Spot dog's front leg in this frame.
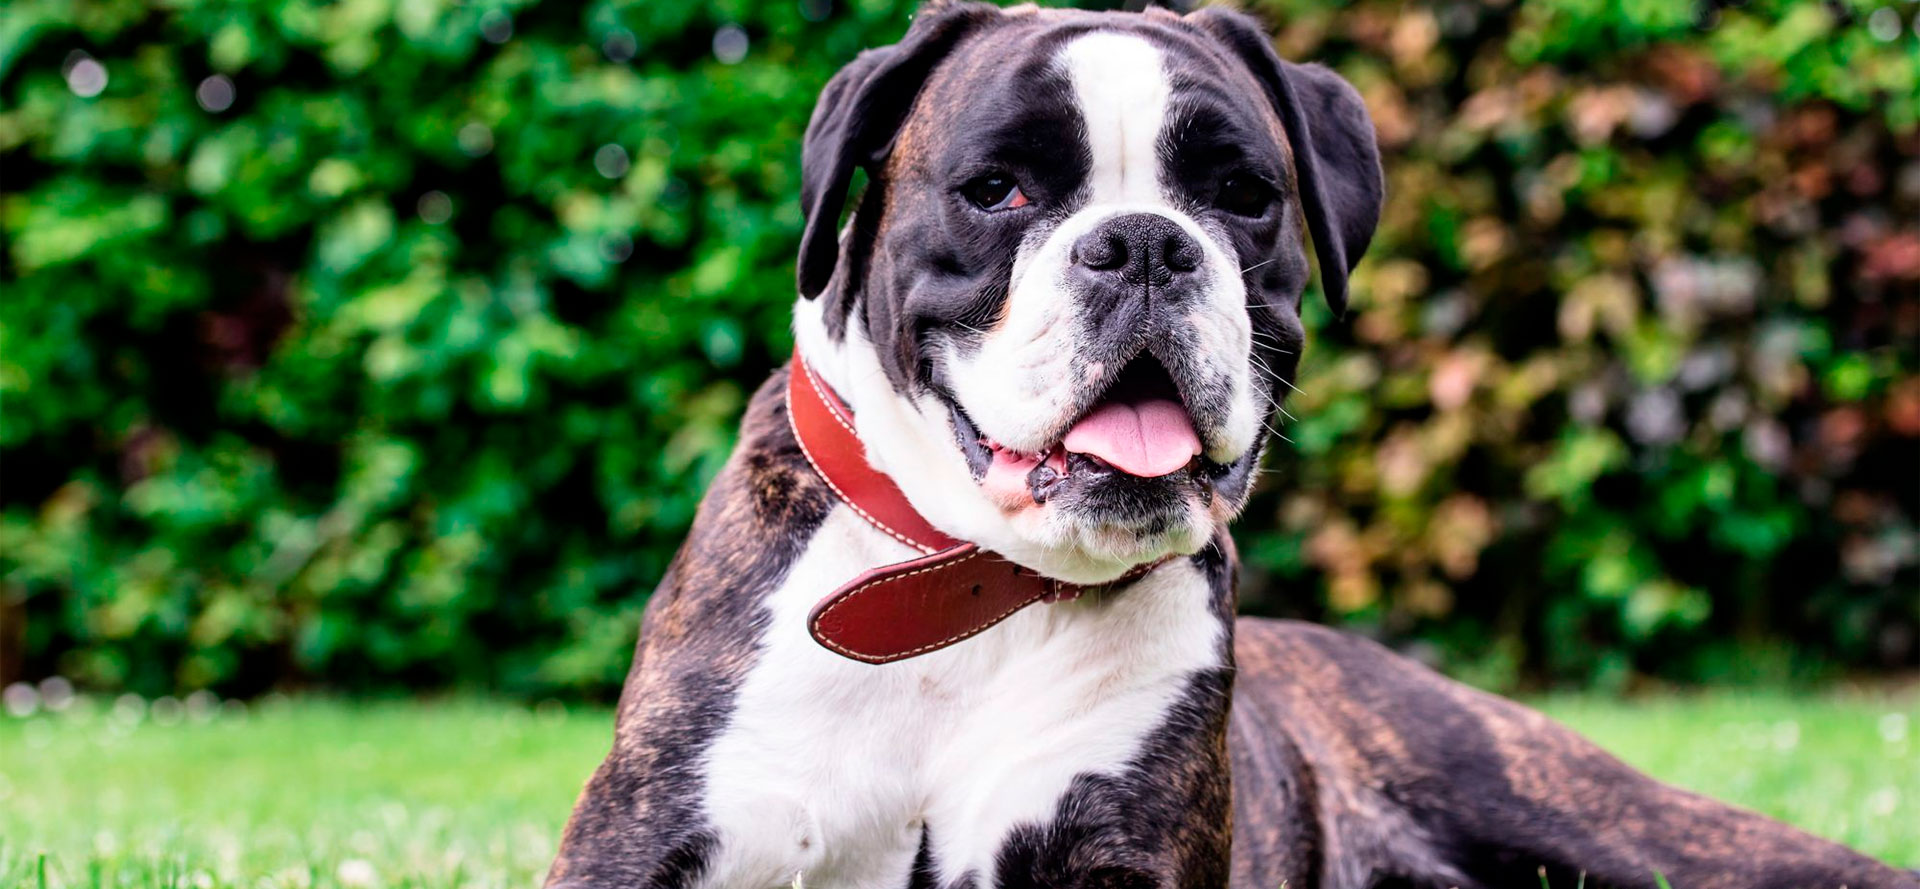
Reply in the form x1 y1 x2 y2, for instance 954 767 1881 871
983 667 1237 889
543 636 741 889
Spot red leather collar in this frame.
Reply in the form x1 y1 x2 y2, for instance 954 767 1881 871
787 354 1161 664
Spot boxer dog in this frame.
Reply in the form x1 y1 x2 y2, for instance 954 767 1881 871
546 4 1916 888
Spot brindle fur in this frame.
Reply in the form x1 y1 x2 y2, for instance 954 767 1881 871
1231 620 1912 889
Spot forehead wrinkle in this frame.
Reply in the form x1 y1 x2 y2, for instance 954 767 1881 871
891 22 1075 181
1056 31 1172 206
891 42 992 180
1182 47 1290 180
1154 26 1295 182
1164 94 1292 186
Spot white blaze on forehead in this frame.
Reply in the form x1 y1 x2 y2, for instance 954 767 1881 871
1058 32 1172 205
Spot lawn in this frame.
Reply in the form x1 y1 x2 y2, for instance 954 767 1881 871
1 689 1913 888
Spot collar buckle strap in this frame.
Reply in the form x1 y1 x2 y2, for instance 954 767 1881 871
786 353 1165 665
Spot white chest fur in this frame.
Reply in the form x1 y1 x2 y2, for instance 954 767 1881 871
692 507 1226 889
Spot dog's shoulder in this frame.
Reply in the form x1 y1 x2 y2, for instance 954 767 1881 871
549 368 840 889
700 364 837 534
618 365 839 680
647 365 837 615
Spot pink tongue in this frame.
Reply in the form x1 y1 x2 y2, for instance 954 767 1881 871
1062 398 1201 478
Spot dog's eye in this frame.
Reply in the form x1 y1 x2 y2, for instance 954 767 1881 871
1216 174 1275 217
960 173 1029 212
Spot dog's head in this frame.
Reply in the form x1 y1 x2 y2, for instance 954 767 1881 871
792 3 1382 584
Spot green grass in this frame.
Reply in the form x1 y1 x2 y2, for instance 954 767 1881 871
1532 690 1917 863
1 690 1913 888
0 697 607 889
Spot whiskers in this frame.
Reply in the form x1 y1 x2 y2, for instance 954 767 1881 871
1246 329 1295 356
1247 350 1304 449
1247 355 1301 423
1238 257 1281 276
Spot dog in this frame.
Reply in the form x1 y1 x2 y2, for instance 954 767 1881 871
545 5 1916 888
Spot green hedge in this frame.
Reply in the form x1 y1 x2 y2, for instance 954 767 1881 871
2 0 1915 698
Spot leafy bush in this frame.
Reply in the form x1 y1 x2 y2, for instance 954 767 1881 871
2 0 1914 698
1240 0 1919 689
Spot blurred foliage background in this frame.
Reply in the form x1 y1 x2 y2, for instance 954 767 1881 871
1 0 1915 700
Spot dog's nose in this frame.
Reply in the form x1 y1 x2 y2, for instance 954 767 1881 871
1071 213 1202 285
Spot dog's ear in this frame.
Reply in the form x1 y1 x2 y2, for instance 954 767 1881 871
797 3 998 301
1187 8 1383 317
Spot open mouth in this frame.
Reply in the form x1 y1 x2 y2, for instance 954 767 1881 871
947 353 1217 506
